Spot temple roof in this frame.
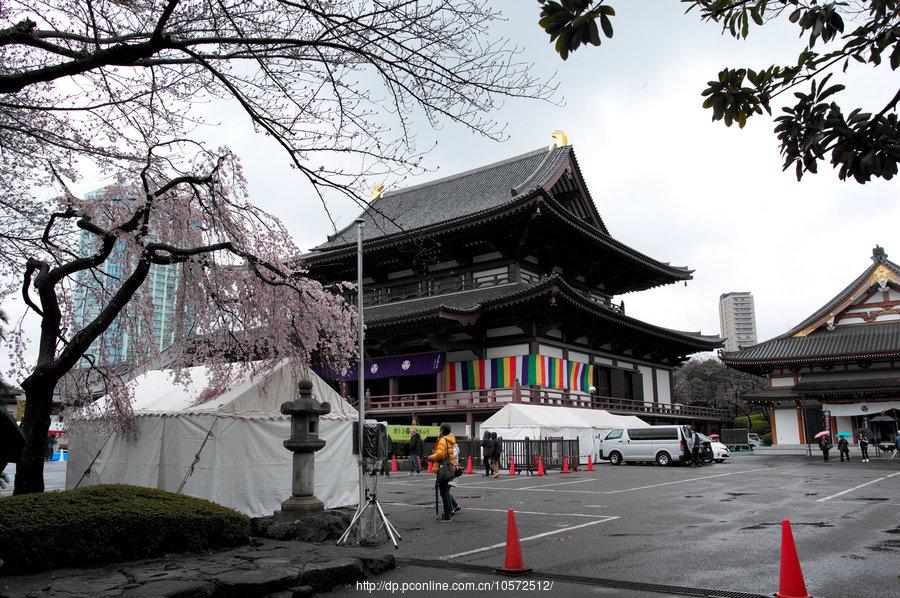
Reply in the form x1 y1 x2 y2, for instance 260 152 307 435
305 144 694 291
315 146 584 250
366 274 722 353
722 246 900 368
721 320 900 366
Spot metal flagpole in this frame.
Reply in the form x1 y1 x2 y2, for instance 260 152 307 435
356 218 366 511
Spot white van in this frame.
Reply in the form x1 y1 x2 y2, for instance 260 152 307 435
598 425 694 466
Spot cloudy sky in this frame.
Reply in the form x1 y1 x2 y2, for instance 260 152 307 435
4 2 898 370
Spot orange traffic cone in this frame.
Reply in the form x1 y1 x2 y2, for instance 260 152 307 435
775 519 811 598
536 456 545 476
465 455 474 474
509 457 516 476
562 455 570 474
391 455 398 473
495 510 532 576
427 461 434 473
587 455 594 471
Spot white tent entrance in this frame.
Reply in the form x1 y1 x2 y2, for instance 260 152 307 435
480 403 649 464
66 361 359 517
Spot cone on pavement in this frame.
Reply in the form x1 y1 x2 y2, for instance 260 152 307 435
775 519 811 598
495 510 532 576
587 455 594 471
465 455 474 474
391 455 398 473
562 455 570 473
508 457 516 476
427 461 434 473
536 456 545 476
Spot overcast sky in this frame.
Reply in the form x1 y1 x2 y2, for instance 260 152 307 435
4 2 898 371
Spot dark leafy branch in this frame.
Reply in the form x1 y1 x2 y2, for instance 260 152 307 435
537 0 900 183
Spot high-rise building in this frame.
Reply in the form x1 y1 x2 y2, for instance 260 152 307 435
719 292 758 352
72 191 184 366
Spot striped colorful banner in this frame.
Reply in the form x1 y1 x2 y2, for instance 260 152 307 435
444 355 595 392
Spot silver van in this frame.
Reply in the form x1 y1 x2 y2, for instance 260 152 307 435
598 426 694 466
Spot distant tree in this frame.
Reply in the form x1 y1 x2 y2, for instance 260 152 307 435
537 0 900 183
674 357 766 420
2 1 554 494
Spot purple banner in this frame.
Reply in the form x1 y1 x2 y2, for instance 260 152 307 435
314 352 445 382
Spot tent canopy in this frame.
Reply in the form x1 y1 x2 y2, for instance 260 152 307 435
481 403 648 430
480 403 648 463
67 361 358 517
83 360 357 421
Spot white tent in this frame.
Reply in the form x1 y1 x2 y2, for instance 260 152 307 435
66 361 358 517
480 403 649 463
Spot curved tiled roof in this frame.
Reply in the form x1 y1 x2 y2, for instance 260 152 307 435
722 247 900 366
722 320 900 365
366 274 722 352
315 146 572 250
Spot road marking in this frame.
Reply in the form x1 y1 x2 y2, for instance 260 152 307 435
601 467 773 494
816 471 900 503
519 478 596 490
441 516 619 560
381 501 613 519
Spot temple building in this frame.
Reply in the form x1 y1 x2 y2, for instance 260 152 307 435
304 139 725 437
722 246 900 446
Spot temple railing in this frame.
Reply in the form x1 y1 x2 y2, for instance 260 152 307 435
361 385 728 420
360 268 622 312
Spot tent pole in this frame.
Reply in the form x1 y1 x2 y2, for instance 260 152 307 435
176 415 219 494
356 218 365 510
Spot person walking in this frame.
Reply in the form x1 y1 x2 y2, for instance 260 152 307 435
427 423 458 522
818 435 832 462
838 436 851 462
481 431 492 476
408 429 422 476
858 431 870 462
490 432 502 478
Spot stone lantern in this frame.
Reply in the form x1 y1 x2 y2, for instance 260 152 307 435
278 379 331 515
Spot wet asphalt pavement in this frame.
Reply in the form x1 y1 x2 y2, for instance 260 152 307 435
333 455 899 598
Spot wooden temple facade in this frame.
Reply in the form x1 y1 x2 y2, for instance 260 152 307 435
304 141 726 437
723 246 900 446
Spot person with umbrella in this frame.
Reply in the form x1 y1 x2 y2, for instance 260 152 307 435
836 432 852 463
857 429 870 462
814 431 832 462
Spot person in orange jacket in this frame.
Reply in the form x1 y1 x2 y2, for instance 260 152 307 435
427 423 459 521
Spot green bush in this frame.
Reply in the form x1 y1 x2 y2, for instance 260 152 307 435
734 415 770 435
762 432 773 446
0 485 250 575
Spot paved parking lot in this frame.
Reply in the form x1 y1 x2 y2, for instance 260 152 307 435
339 455 899 597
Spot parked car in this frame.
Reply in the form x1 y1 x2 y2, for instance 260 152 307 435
748 433 762 448
710 440 730 463
598 425 695 466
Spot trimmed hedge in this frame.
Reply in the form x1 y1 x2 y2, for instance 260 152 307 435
0 485 250 575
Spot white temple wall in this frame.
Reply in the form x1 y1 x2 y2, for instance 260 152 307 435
774 408 801 444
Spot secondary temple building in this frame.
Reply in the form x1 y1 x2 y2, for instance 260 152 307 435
304 140 725 436
722 246 900 447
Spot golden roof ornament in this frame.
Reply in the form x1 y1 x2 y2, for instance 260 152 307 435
370 183 385 201
549 130 569 150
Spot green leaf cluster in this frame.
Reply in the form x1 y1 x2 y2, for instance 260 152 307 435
0 485 250 575
538 0 615 60
541 0 900 184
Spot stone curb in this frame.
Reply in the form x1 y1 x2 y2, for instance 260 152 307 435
0 552 396 598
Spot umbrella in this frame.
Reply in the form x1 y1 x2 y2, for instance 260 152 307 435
813 431 830 439
836 432 852 439
868 415 896 422
709 434 720 439
856 427 875 440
